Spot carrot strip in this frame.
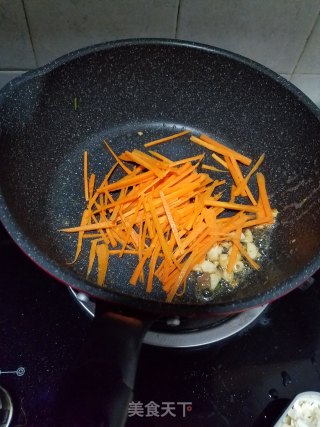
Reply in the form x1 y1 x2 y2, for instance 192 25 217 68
87 239 99 278
130 246 153 285
211 152 228 169
229 157 246 197
60 221 112 233
204 199 259 213
148 196 180 270
243 216 273 228
229 157 257 204
106 227 118 248
109 249 139 255
233 240 260 270
121 151 165 178
104 140 132 174
234 154 265 196
119 199 143 257
166 235 214 302
256 172 273 220
96 244 109 285
83 151 89 201
148 150 173 164
144 130 190 148
230 185 236 203
199 134 252 166
168 154 205 166
147 240 161 293
201 164 227 172
99 171 155 193
159 191 183 253
191 135 252 166
82 233 103 239
68 209 90 264
88 174 96 200
227 228 242 273
224 156 241 189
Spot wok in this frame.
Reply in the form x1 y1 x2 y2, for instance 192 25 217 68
0 39 319 426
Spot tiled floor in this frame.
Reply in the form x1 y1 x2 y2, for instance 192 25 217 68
0 0 319 107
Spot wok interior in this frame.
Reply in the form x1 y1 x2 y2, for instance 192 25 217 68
1 41 320 305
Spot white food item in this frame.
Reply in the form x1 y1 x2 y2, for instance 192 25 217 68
221 241 232 249
219 253 229 269
275 393 320 427
196 225 266 290
207 245 223 261
200 260 217 274
222 270 234 282
209 272 221 290
246 242 260 260
244 229 253 243
233 260 245 273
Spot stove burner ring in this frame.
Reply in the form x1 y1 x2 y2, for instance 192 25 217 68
0 386 13 427
69 288 267 348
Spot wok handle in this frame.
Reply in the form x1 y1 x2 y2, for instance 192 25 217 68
54 301 154 427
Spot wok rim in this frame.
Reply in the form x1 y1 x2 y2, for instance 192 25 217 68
1 38 320 316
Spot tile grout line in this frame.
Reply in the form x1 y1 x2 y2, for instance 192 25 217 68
290 9 320 80
174 0 181 39
21 0 38 68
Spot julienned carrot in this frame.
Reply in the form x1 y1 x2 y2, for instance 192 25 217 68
148 150 173 164
96 244 109 285
104 140 132 174
227 227 242 274
83 151 89 201
61 221 112 233
204 199 259 213
234 240 260 270
229 157 246 197
144 129 190 148
256 172 273 219
62 132 275 302
227 156 257 205
88 174 96 200
68 209 90 264
202 164 227 172
211 152 228 169
234 154 265 197
224 156 242 187
159 191 183 253
199 134 252 166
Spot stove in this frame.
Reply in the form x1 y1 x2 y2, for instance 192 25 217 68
70 288 268 347
0 222 320 427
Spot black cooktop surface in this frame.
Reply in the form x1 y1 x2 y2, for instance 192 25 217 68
0 224 319 427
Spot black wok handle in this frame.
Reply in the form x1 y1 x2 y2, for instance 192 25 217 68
54 301 155 427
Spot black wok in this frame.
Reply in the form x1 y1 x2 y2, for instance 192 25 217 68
0 39 320 426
